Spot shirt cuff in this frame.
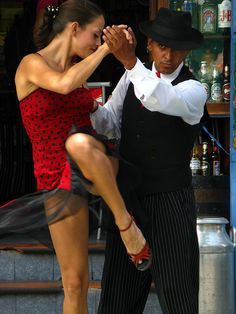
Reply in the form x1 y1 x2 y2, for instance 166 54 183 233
125 58 159 102
126 58 146 74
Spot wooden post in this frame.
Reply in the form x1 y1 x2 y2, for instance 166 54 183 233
149 0 169 19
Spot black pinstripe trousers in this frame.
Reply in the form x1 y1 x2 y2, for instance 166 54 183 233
98 187 199 314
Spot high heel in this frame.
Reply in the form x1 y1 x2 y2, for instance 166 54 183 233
119 216 152 271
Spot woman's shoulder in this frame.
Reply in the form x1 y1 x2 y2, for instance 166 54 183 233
20 52 44 67
16 53 44 80
15 53 44 101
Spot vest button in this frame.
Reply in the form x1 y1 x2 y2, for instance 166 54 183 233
136 134 141 139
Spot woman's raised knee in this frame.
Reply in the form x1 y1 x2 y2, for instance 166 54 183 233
65 134 91 161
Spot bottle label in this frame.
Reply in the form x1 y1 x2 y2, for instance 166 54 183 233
190 159 201 175
201 160 210 176
213 160 220 176
223 82 230 101
211 83 222 101
202 8 217 33
218 3 231 28
182 2 193 15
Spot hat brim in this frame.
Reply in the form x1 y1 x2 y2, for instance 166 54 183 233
139 20 204 50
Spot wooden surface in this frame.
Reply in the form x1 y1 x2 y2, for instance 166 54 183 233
207 102 230 117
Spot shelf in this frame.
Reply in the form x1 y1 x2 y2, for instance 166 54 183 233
207 102 230 117
203 35 230 40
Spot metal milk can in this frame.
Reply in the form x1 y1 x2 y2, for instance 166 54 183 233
197 217 235 314
230 225 236 307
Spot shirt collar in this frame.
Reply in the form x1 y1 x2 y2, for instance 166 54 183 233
152 62 183 83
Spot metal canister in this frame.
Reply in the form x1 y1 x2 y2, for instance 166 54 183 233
230 226 236 305
197 217 235 314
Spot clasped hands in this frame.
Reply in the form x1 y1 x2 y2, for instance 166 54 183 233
103 25 137 70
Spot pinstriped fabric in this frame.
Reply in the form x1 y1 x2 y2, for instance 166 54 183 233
144 188 199 314
98 231 152 314
98 187 199 314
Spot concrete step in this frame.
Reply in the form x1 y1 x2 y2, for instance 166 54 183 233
0 288 162 314
0 233 162 313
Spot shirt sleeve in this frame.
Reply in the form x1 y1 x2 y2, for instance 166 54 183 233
90 73 130 139
127 59 207 125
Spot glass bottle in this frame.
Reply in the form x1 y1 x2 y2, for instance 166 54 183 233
222 64 230 102
218 0 231 35
211 141 221 176
185 56 194 74
198 61 211 100
201 49 215 68
181 0 198 29
210 64 223 102
199 0 217 34
201 142 210 176
190 142 201 175
171 1 181 11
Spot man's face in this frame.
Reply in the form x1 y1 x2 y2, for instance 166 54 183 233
147 39 189 74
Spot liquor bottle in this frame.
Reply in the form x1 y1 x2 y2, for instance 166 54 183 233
222 64 230 102
181 0 198 29
218 0 231 35
210 64 223 102
211 141 221 175
201 142 210 176
171 1 181 11
184 56 194 74
198 61 211 100
190 142 201 175
199 0 217 34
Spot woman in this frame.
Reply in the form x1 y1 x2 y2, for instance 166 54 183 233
0 1 151 313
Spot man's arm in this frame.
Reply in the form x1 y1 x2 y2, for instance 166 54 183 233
90 73 130 139
126 59 207 125
103 27 207 126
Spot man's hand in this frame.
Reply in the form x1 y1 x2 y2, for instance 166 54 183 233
103 25 137 70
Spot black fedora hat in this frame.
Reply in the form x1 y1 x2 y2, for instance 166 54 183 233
139 7 204 50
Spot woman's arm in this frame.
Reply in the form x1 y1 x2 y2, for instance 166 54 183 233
15 43 110 100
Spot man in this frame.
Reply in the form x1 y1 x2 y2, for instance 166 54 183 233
91 8 208 314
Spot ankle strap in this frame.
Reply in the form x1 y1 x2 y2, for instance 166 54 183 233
119 217 133 232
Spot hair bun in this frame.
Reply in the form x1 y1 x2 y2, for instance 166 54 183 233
46 5 59 20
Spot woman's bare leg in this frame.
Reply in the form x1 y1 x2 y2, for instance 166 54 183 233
48 199 89 314
65 133 146 256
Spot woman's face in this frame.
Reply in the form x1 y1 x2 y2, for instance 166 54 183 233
74 15 105 58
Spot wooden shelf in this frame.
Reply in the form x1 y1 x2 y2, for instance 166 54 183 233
0 280 157 293
0 281 62 294
203 35 230 40
207 102 230 117
0 240 105 253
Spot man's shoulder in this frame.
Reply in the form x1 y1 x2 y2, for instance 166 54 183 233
172 65 198 85
181 65 197 79
143 61 153 70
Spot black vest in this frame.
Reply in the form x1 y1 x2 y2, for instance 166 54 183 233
119 64 207 194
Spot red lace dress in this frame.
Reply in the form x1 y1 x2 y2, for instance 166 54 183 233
0 87 116 236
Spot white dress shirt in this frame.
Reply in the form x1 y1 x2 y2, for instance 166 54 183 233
91 58 207 139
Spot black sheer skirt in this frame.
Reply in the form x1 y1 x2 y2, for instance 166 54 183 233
0 127 141 246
